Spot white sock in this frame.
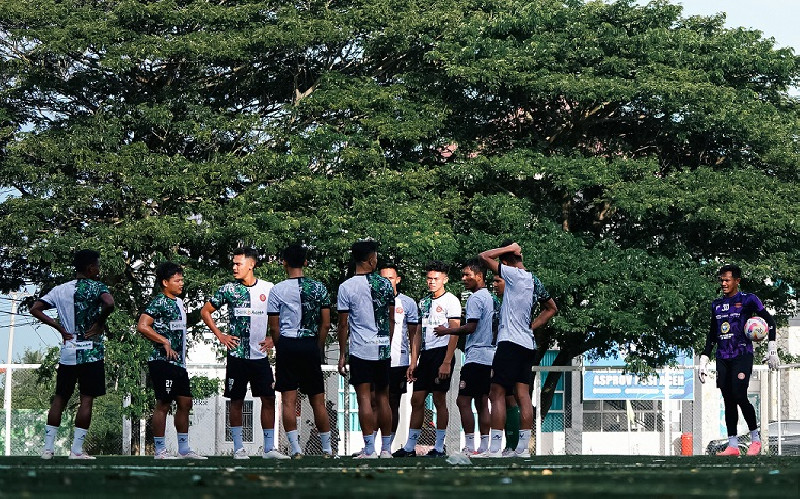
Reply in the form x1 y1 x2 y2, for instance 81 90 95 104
263 428 275 452
319 431 332 454
381 435 392 453
404 428 420 452
750 430 761 443
434 429 446 452
478 434 489 453
389 432 395 446
44 425 58 452
729 435 739 448
231 426 244 451
464 432 475 451
287 430 302 455
516 429 531 453
71 427 88 455
363 434 375 455
489 429 503 453
177 433 190 454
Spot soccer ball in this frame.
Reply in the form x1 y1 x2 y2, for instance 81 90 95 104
745 317 768 342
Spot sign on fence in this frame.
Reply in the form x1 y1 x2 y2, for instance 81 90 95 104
583 351 695 400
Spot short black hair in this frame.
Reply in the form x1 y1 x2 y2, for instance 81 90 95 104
233 247 260 264
463 258 486 278
718 264 742 279
282 244 308 269
380 263 400 277
73 249 100 272
351 240 378 263
425 260 450 274
155 262 183 288
499 239 522 265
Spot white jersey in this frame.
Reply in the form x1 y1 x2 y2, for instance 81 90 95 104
497 264 550 350
390 293 419 367
209 279 274 359
419 292 461 351
464 288 496 366
337 273 395 361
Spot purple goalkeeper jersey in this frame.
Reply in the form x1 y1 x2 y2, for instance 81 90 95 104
709 292 765 360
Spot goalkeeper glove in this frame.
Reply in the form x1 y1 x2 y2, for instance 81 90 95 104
765 341 779 370
698 355 709 384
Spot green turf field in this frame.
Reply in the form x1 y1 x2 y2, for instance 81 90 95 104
0 455 797 498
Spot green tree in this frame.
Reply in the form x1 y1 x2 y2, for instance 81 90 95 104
1 0 797 423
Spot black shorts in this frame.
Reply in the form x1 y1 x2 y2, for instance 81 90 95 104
275 337 325 395
716 353 753 392
148 360 192 403
491 341 535 393
458 363 492 397
349 355 390 390
389 366 409 395
55 360 106 399
412 347 454 393
224 354 275 400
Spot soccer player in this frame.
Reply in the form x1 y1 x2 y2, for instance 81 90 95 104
30 249 115 459
394 261 461 458
433 259 494 455
267 244 333 457
337 240 395 459
492 274 520 455
137 262 205 459
699 264 778 456
476 241 557 458
200 247 285 459
380 264 420 447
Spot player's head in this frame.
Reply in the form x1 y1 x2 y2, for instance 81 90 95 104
232 247 259 280
425 260 450 294
282 244 308 269
461 258 486 292
73 249 101 277
380 264 401 293
155 262 184 296
351 240 378 271
499 239 522 265
718 264 742 297
492 274 505 297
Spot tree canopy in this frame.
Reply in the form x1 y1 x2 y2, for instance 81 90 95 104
1 0 798 417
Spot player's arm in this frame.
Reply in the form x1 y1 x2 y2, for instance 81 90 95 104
407 323 420 382
531 298 557 331
137 313 178 360
267 315 280 346
317 307 331 351
337 311 349 376
85 292 115 339
698 307 717 383
434 320 477 337
439 318 460 380
201 301 239 349
479 243 522 274
29 300 72 342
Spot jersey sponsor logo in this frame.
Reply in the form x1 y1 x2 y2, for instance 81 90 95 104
720 322 731 334
75 341 93 350
234 308 265 317
169 320 186 331
366 337 390 346
260 294 267 302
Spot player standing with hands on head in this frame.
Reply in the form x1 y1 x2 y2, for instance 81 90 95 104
268 244 333 457
30 249 115 459
201 247 285 459
476 241 557 458
699 264 778 456
337 240 396 459
393 261 461 458
434 259 495 456
137 262 205 459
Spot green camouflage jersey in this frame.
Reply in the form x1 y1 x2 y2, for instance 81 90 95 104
209 279 273 359
267 277 331 339
143 294 188 367
41 279 111 365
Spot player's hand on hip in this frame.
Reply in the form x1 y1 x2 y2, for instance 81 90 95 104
765 341 779 370
698 355 709 384
84 322 103 339
220 334 239 349
337 356 348 376
59 328 74 343
258 337 273 352
165 345 179 361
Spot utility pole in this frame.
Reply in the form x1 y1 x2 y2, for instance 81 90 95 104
4 292 21 456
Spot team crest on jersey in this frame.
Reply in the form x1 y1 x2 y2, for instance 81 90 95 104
721 322 730 334
396 307 404 314
735 303 742 308
260 294 267 302
436 306 443 313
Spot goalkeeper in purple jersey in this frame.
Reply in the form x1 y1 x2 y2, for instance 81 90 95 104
699 264 778 456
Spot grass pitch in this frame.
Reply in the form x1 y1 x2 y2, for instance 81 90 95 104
0 455 797 498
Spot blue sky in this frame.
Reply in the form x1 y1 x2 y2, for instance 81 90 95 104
2 0 798 363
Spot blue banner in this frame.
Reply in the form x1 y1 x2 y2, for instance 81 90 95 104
583 350 695 400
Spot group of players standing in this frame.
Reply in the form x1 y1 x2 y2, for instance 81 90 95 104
29 240 557 459
28 241 777 460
